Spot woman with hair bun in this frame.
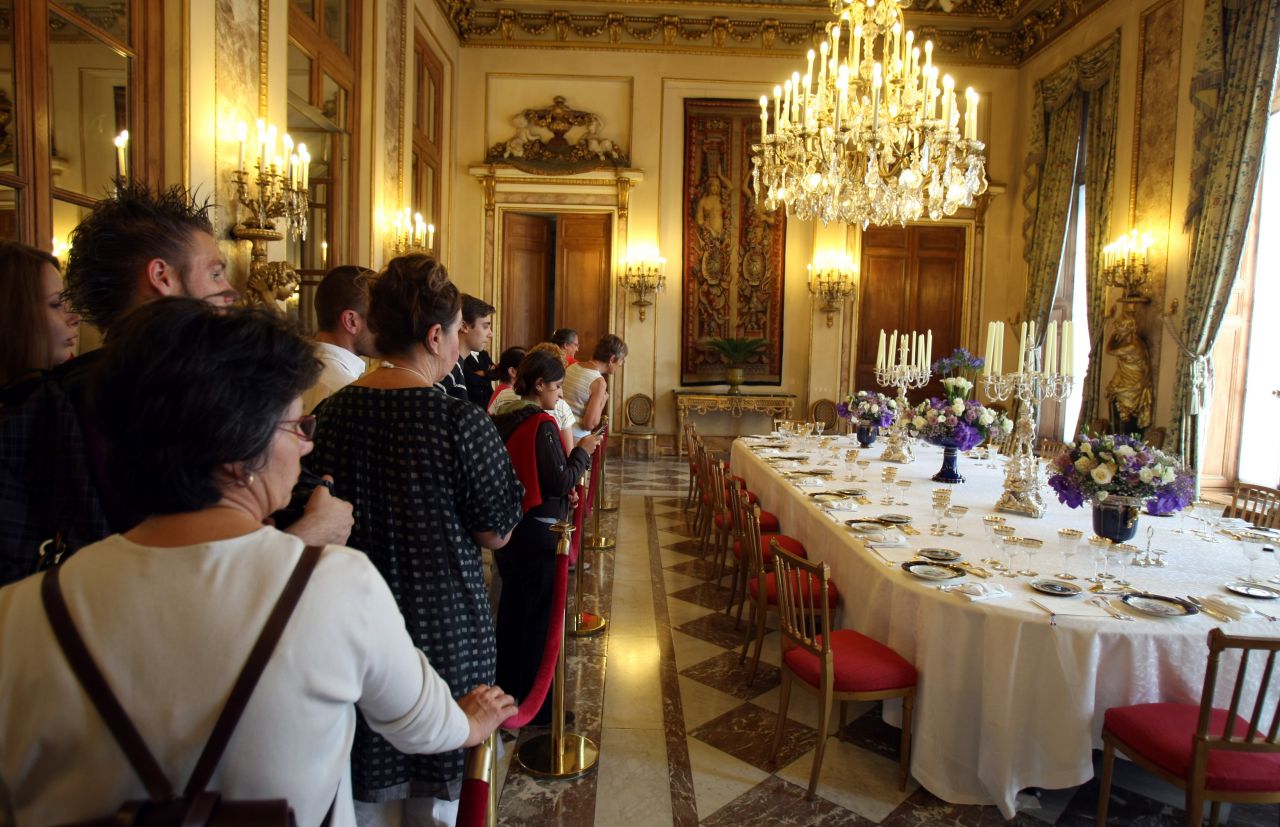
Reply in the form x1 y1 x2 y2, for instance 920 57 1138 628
309 255 523 824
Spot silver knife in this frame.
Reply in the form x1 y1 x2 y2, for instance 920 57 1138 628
1185 596 1233 623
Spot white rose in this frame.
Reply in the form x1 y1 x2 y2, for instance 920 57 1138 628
979 410 994 426
914 416 927 429
1161 466 1176 484
1080 442 1094 455
1001 418 1013 434
1090 464 1115 486
951 399 965 415
1115 445 1135 458
1074 457 1095 473
1138 467 1154 484
871 405 879 413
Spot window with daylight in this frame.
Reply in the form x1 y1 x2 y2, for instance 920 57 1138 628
411 29 444 253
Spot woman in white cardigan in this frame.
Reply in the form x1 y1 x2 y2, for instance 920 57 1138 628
0 299 516 827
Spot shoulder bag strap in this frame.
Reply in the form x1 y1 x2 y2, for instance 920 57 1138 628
42 563 176 800
183 544 323 796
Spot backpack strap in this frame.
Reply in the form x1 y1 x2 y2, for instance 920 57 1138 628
42 562 176 800
183 544 323 796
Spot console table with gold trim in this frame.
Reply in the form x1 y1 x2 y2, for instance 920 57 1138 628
673 390 796 458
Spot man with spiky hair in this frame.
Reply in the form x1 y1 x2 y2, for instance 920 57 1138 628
0 183 352 586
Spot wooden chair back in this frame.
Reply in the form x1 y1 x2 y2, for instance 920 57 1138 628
1036 437 1068 459
1226 483 1280 530
625 393 655 428
707 458 729 517
1143 425 1167 450
725 475 749 540
739 494 766 581
771 543 831 664
810 399 839 431
1196 628 1280 758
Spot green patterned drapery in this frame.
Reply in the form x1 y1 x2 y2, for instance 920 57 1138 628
1169 0 1280 469
1020 32 1121 434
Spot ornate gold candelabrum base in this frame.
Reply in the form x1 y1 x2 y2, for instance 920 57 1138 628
875 348 929 465
879 384 915 464
983 371 1073 519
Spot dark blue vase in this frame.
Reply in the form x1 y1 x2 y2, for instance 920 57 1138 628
1091 497 1142 543
932 446 965 484
856 424 878 448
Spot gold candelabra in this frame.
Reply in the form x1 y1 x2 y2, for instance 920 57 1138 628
383 207 436 256
230 120 309 300
1102 229 1152 300
807 254 857 327
619 255 665 321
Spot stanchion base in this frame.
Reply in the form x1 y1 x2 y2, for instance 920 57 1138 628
516 733 600 779
586 535 616 550
570 612 607 636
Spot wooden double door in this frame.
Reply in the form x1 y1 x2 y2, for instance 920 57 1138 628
855 225 968 401
500 212 612 355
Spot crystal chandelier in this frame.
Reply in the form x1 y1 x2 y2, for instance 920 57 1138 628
752 0 988 227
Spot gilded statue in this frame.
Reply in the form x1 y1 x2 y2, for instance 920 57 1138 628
1105 300 1153 433
243 261 300 317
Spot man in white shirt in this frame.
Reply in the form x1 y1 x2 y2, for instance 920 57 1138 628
303 265 377 412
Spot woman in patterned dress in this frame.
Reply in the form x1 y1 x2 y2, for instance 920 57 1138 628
310 255 523 826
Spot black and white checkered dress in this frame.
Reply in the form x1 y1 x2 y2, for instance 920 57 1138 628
311 385 523 802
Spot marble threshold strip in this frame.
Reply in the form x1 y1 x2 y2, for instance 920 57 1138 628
645 496 700 826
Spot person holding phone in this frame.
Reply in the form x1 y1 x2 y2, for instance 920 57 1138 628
563 333 627 440
490 349 599 726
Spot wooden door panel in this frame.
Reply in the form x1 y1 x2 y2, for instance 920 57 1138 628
555 213 611 357
501 213 553 350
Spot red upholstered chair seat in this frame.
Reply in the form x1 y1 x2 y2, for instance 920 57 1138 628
733 534 807 563
749 570 838 609
716 508 778 533
783 629 918 693
1104 703 1280 793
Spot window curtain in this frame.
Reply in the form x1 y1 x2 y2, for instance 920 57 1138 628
1021 32 1121 426
1169 0 1280 469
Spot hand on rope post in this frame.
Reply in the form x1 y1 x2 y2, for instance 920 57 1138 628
586 427 616 550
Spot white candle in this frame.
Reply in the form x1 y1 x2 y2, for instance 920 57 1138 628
889 330 898 368
1064 321 1074 377
941 75 954 132
428 224 435 249
774 86 782 132
877 329 886 371
760 96 769 139
113 130 128 182
1018 322 1027 373
235 121 247 174
926 330 932 369
1044 321 1057 376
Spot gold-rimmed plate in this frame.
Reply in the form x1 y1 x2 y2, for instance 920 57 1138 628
901 561 966 581
877 513 912 525
918 548 961 562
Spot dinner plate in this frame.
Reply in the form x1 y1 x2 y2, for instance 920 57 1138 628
847 522 883 534
1029 578 1082 597
835 487 869 497
785 468 833 477
1224 581 1280 600
878 513 913 525
901 561 966 581
808 492 848 503
917 548 961 562
766 454 808 462
1120 593 1199 617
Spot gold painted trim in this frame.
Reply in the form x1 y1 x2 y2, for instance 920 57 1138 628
482 73 634 154
181 0 190 188
398 0 407 204
258 0 269 119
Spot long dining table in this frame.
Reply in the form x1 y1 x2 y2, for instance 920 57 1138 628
730 433 1280 818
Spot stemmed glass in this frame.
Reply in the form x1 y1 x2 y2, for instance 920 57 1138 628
844 449 860 482
1193 499 1222 542
946 506 968 537
813 420 826 439
982 515 1006 566
1241 534 1268 582
880 469 898 506
1111 544 1139 589
992 525 1016 571
895 480 913 506
855 459 871 482
1016 538 1042 577
1087 535 1113 584
931 491 953 536
1001 535 1023 575
1056 528 1083 580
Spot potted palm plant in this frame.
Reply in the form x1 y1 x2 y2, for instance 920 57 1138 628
706 336 768 395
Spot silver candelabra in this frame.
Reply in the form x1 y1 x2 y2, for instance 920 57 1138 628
981 348 1073 517
874 337 931 464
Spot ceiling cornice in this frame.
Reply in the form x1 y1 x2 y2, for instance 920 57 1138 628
437 0 1111 67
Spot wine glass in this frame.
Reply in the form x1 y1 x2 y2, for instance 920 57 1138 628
1056 528 1082 580
946 506 968 537
1087 535 1113 584
982 516 1006 566
895 479 913 506
1194 499 1222 541
855 459 871 482
1241 534 1268 582
992 525 1016 571
813 420 826 439
1111 543 1138 588
931 495 952 536
1016 538 1042 577
880 472 898 505
1001 535 1023 575
844 449 860 482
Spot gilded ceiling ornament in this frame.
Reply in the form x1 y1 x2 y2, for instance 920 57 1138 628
485 96 630 174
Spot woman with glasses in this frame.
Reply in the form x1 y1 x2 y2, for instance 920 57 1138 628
309 256 524 825
0 299 517 826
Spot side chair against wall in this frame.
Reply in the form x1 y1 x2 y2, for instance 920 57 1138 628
737 503 835 687
769 545 917 797
619 393 657 459
1097 629 1280 827
1144 425 1168 450
811 398 839 433
722 485 806 621
1224 482 1280 530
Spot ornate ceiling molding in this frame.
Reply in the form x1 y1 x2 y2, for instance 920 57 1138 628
439 0 1110 66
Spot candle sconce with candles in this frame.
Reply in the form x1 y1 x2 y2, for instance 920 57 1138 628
229 119 310 298
874 328 932 463
807 254 856 327
383 208 435 256
1102 229 1152 300
981 319 1075 518
619 255 665 322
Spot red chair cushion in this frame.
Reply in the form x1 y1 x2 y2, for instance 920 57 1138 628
1104 703 1280 793
783 629 918 693
733 534 807 562
715 508 778 532
748 570 839 609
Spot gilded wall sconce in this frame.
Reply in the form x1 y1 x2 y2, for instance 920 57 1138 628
620 255 666 321
807 254 857 327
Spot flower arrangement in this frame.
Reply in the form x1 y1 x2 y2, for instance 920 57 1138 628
907 379 1011 452
1046 433 1194 513
932 348 985 389
836 390 898 428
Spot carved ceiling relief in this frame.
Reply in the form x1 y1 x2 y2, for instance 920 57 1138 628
441 0 1106 66
485 96 631 175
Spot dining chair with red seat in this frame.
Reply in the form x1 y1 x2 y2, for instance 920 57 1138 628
721 482 806 619
769 545 917 797
737 504 834 687
702 459 780 566
1096 628 1280 826
683 422 701 512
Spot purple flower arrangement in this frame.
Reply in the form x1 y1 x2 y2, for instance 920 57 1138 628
932 348 985 382
907 379 1011 452
836 390 898 428
1046 433 1193 513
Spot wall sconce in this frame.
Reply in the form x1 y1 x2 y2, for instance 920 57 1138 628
619 255 666 321
381 207 435 256
1103 229 1153 299
807 253 857 327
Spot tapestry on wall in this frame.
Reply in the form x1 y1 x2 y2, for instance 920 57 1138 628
681 98 786 386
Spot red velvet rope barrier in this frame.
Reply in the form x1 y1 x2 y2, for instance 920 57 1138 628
500 547 571 730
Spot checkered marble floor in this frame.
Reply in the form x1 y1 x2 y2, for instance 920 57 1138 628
493 454 1277 826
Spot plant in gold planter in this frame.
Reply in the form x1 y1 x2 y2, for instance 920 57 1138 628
706 337 768 395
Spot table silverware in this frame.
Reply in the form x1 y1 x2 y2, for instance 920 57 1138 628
1088 596 1134 621
1185 596 1234 623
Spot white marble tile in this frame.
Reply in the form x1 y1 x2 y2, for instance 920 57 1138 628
677 674 744 730
687 734 770 820
749 684 873 731
593 727 674 826
602 634 664 729
663 569 709 592
776 737 916 821
665 596 714 627
609 578 657 634
671 630 731 671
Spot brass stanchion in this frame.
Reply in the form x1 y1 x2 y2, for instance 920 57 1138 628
486 731 498 827
571 469 606 636
516 520 600 779
600 431 618 512
586 444 616 550
462 732 498 827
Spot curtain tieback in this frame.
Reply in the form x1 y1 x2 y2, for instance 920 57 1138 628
1189 356 1214 414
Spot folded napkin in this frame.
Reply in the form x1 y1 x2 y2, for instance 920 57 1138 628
1199 595 1265 621
862 536 913 557
823 500 860 513
943 582 1010 602
796 476 825 487
1028 598 1112 618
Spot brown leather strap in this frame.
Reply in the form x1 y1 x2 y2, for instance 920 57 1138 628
183 544 323 796
42 564 175 800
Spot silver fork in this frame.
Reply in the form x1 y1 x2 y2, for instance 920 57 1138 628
1089 596 1133 621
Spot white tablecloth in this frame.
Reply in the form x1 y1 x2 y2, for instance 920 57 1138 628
730 435 1280 818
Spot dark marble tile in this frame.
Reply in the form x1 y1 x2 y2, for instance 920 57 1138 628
879 787 1034 827
680 650 780 700
497 738 599 827
1052 777 1183 827
837 702 903 763
666 556 721 581
1224 803 1280 826
669 581 734 611
673 608 748 649
702 775 871 826
690 701 816 772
